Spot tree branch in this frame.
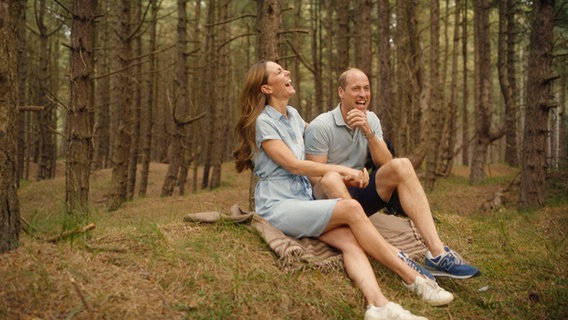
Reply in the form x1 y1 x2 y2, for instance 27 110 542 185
46 223 96 243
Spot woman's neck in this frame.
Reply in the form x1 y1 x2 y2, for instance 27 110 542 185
268 98 288 115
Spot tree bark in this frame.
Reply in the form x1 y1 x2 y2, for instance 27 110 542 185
66 0 97 215
35 0 56 181
200 0 216 190
256 0 281 61
190 0 203 193
355 0 372 76
93 0 111 170
461 0 470 166
210 0 229 189
16 0 27 186
498 0 519 167
108 0 133 210
334 0 350 74
470 0 503 184
138 0 159 197
519 0 556 209
0 0 22 253
376 0 394 140
437 0 461 177
162 0 190 196
309 0 323 116
127 0 143 199
425 0 441 190
395 0 428 166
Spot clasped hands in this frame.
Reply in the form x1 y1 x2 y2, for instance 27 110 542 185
343 167 370 189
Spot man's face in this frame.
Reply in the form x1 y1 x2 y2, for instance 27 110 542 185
339 70 371 113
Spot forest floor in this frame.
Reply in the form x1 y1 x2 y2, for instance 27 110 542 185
1 162 567 320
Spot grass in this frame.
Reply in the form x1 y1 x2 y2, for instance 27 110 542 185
1 162 566 319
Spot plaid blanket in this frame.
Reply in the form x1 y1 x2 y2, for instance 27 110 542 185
184 204 427 272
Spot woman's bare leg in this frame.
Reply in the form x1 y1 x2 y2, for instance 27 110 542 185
319 227 389 307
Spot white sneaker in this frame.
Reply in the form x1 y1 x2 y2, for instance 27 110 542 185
364 302 428 320
404 276 454 306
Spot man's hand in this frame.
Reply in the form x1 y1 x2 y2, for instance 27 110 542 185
346 109 373 137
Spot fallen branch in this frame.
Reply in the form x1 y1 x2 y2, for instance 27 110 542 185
46 223 96 243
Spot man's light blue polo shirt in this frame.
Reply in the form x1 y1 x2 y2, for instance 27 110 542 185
305 104 384 170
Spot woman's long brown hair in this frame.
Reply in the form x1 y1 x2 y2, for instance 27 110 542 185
233 61 269 173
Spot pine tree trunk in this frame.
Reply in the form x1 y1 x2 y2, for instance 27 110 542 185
498 0 518 167
461 0 470 166
200 0 216 190
190 0 202 193
519 0 556 209
0 0 22 253
210 0 229 189
36 0 56 181
437 0 461 177
376 0 394 140
425 0 441 190
127 0 143 199
16 0 26 186
162 0 190 196
66 0 97 215
256 0 281 61
355 0 372 76
93 0 111 170
334 0 350 74
108 0 133 210
470 0 503 184
138 0 159 197
310 0 323 116
323 0 334 111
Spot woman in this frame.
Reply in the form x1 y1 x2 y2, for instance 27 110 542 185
234 61 452 320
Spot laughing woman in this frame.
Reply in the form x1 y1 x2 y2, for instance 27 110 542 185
233 60 453 320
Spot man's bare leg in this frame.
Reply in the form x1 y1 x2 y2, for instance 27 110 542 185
375 158 445 257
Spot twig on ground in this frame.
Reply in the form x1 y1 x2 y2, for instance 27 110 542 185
46 223 96 243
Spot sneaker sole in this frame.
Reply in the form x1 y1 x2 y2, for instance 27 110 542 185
427 294 454 307
426 268 481 279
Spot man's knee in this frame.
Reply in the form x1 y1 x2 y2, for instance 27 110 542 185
388 158 416 178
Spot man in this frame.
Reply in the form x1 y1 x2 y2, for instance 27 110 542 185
304 67 480 279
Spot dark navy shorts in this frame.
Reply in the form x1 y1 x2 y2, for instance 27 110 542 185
348 170 404 217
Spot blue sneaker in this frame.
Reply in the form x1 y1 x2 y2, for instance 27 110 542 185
425 246 481 279
398 251 435 281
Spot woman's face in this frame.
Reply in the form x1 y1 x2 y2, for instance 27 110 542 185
262 61 295 99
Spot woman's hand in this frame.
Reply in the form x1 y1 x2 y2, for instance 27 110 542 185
342 167 370 189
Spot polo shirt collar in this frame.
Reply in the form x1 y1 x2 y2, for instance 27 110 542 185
332 104 348 127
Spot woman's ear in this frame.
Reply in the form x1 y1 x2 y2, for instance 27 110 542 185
260 84 271 95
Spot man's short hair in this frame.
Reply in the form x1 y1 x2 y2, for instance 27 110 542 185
338 67 367 89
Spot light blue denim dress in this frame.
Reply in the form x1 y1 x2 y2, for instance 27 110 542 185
254 105 339 238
